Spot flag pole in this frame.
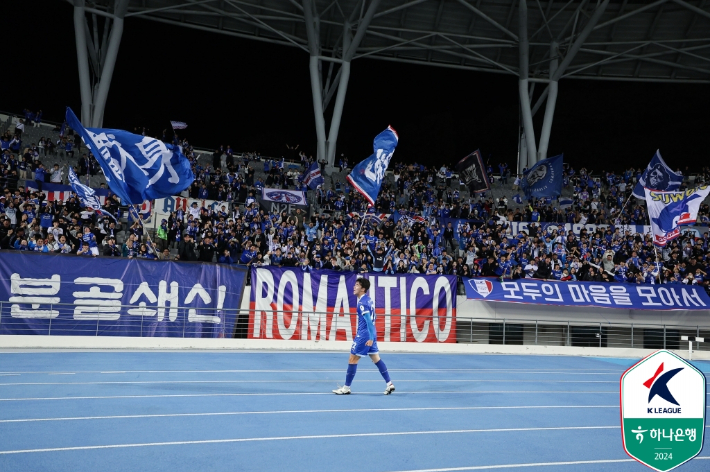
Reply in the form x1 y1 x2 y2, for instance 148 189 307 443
645 209 663 285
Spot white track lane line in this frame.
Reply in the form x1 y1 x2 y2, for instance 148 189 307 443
0 426 621 455
385 457 710 471
0 391 620 402
0 368 626 375
0 380 621 386
0 405 619 423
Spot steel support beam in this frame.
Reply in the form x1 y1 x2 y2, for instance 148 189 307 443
537 42 558 160
303 0 328 162
92 0 129 127
73 0 129 127
74 0 93 125
326 0 382 166
518 0 537 168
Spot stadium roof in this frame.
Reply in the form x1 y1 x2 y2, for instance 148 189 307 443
82 0 710 83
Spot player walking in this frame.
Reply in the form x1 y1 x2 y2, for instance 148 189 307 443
333 278 395 395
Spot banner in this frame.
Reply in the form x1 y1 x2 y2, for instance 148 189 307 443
521 154 563 198
455 149 490 193
464 277 710 311
0 252 247 337
645 186 710 247
505 221 652 238
249 267 457 343
25 180 110 205
154 196 230 221
259 187 308 214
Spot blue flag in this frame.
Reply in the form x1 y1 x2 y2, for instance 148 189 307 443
558 197 574 208
520 154 563 198
346 126 398 206
632 150 682 199
67 167 116 221
65 107 194 204
512 194 523 204
299 162 324 189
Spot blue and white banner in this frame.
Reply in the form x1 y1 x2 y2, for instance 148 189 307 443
633 150 683 199
66 107 194 204
67 167 115 221
645 186 710 247
346 126 399 206
464 277 710 311
506 221 652 238
299 162 324 189
0 252 247 337
259 188 308 214
260 188 307 206
521 154 563 198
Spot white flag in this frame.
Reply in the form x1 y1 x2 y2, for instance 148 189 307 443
645 185 710 247
170 121 188 130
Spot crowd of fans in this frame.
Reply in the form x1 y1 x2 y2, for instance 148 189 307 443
2 110 710 292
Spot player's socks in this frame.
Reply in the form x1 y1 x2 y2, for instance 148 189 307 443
374 360 391 383
345 364 357 387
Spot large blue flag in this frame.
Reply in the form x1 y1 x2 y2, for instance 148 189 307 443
632 150 682 199
520 154 563 198
67 166 116 221
346 126 398 206
299 162 324 189
65 107 194 204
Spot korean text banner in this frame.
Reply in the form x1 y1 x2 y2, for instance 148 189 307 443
0 252 247 337
250 267 456 343
464 277 710 311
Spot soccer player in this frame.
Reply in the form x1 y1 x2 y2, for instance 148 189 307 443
332 278 395 395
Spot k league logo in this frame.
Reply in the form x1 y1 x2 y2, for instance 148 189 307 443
644 362 683 409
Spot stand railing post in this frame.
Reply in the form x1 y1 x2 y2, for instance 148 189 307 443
663 325 666 350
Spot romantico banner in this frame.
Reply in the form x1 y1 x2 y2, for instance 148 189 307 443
0 252 247 337
464 277 710 310
249 267 457 342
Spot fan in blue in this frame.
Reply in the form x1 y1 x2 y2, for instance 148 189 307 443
65 107 194 204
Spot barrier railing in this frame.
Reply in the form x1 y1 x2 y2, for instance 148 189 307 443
2 301 710 352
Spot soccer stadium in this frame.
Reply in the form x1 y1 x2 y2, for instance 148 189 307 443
2 0 710 471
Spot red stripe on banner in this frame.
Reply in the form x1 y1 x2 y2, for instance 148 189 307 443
247 302 456 343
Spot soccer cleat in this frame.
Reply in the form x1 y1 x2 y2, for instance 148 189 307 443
332 385 351 395
384 383 395 395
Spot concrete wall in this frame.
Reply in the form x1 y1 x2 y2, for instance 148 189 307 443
2 334 709 360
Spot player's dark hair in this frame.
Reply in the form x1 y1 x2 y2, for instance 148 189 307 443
356 277 370 292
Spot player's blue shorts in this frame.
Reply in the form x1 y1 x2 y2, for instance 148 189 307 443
351 336 379 357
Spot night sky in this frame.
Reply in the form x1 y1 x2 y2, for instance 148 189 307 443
9 1 709 172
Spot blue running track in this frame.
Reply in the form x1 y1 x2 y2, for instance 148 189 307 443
0 351 708 472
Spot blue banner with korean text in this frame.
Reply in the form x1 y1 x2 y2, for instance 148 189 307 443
464 277 710 310
0 252 247 337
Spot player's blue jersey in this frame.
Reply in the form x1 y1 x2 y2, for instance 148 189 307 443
356 294 377 341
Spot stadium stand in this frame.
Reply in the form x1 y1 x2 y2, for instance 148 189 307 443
1 109 710 293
